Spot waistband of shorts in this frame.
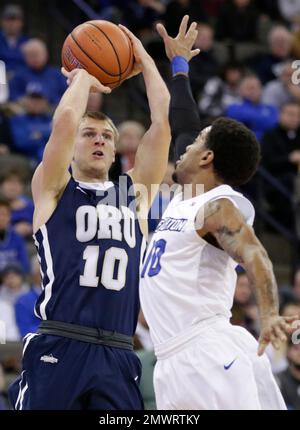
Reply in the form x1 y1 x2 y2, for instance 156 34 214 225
37 320 133 351
154 315 228 360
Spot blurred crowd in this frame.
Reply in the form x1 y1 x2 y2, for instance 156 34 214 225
1 0 300 410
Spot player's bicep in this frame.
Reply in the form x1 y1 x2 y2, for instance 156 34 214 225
199 199 260 264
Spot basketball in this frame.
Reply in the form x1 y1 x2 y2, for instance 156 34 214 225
61 20 134 89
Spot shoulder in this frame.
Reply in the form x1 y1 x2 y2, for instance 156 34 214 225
197 194 251 237
197 198 238 230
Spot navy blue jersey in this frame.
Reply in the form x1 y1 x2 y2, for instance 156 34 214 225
33 174 145 336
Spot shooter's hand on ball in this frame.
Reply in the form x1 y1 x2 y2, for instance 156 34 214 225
119 24 153 78
61 67 111 94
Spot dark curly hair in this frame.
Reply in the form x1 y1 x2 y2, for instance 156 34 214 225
205 118 261 186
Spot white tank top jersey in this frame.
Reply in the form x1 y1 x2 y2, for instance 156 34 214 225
140 184 255 347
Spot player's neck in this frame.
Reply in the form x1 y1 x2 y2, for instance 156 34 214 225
186 176 223 198
72 166 108 183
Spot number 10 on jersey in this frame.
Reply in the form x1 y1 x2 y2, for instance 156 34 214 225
80 245 128 291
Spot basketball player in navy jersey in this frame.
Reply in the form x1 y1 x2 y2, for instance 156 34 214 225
140 17 299 409
8 27 173 410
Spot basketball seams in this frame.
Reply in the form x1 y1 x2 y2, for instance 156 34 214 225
88 22 134 78
70 31 120 78
87 22 122 86
120 34 134 77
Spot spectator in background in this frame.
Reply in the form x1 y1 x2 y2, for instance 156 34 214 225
278 0 300 29
277 339 300 409
261 102 300 227
249 26 293 84
0 195 29 274
198 62 243 120
0 167 33 238
226 74 278 141
0 264 28 342
164 0 207 37
253 0 282 21
110 120 145 181
201 0 226 18
216 0 260 43
231 271 260 338
119 0 165 38
0 298 19 342
0 4 27 80
15 256 41 337
9 83 52 164
262 62 300 109
0 264 28 305
9 38 67 106
189 23 219 98
118 120 145 173
0 110 13 155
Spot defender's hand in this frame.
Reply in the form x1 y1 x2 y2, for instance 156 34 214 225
258 314 299 356
61 67 111 94
119 25 153 74
156 15 200 62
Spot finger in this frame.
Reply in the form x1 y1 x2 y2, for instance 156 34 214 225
279 319 291 333
119 24 137 42
178 15 189 38
272 325 287 343
191 48 201 58
258 338 268 356
185 22 198 41
270 332 280 350
156 23 169 40
97 83 111 94
61 67 69 77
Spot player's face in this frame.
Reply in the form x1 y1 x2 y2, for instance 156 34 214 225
74 119 116 177
173 126 212 183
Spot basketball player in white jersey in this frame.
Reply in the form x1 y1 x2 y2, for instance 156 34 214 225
140 17 298 410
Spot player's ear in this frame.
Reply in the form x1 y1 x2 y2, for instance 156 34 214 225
199 150 214 166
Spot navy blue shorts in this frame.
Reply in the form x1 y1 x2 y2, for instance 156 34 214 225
9 333 144 410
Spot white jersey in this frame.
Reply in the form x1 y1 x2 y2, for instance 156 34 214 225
140 184 255 346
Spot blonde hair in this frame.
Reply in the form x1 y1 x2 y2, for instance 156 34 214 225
82 111 119 144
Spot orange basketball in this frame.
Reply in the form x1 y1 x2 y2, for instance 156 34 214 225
61 20 134 89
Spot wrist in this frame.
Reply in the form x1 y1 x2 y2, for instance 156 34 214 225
260 309 279 320
171 56 189 77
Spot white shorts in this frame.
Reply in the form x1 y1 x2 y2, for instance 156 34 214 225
153 317 286 410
